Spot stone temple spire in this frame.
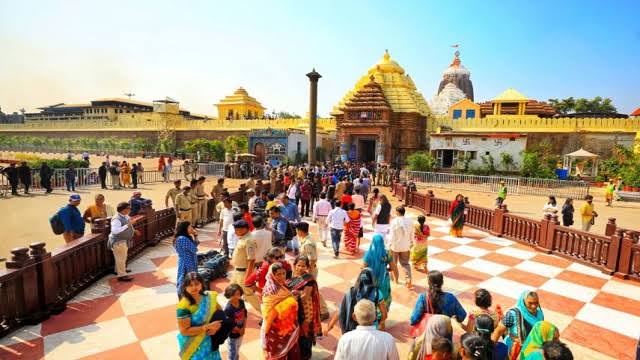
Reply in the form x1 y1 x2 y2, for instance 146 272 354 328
438 50 474 101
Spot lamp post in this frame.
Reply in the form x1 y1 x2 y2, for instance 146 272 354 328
306 68 321 165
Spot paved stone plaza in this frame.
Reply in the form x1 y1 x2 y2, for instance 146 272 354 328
1 198 638 360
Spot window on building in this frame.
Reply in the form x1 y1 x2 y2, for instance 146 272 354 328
485 151 490 156
465 109 476 119
467 151 477 160
297 141 301 154
481 137 487 141
453 109 462 119
509 137 516 141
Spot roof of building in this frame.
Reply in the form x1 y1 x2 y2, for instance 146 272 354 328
449 98 480 109
630 107 640 116
341 76 391 112
332 50 430 116
565 148 599 158
493 88 528 102
443 50 470 76
216 87 266 110
91 98 155 107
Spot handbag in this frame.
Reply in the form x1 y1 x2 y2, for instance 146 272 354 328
409 294 433 338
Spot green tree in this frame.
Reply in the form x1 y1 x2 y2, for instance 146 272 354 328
500 152 515 171
548 96 617 114
224 136 248 154
406 152 437 172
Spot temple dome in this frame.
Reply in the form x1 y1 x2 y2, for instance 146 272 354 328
233 87 250 96
438 50 474 101
443 51 471 76
429 83 467 115
332 50 430 116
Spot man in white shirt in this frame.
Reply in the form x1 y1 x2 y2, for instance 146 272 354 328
312 192 332 247
108 202 141 282
327 200 349 258
251 216 271 267
218 198 236 258
388 206 413 288
287 180 298 202
247 188 257 212
334 299 399 360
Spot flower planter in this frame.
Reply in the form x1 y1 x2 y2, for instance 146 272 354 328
623 185 632 192
594 182 604 187
633 187 640 192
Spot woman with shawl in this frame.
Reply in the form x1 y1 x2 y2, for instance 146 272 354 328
262 263 301 360
286 256 322 360
325 267 388 334
344 203 361 254
519 321 558 360
363 233 393 315
120 161 132 188
449 194 466 237
176 272 223 360
492 291 545 360
410 215 430 271
408 315 453 360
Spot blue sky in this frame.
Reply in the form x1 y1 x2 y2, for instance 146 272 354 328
1 0 638 116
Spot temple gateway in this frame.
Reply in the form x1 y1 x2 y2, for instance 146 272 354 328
331 50 430 165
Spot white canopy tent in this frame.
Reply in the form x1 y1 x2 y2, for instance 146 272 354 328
563 148 599 178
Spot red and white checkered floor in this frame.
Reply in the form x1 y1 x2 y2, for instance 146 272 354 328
1 207 639 359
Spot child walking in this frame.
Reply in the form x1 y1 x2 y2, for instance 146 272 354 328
224 284 247 360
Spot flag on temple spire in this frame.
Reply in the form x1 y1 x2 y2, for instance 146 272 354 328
451 44 459 48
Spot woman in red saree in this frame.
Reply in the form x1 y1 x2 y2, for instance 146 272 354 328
287 256 322 360
262 263 301 360
343 203 361 254
448 194 465 238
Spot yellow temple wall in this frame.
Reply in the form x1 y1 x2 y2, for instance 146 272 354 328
428 116 640 134
0 116 336 131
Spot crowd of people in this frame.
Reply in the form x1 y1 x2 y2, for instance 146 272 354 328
163 162 576 360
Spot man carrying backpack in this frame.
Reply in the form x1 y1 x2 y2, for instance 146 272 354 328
58 194 85 243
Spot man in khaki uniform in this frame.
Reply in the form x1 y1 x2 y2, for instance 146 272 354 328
245 175 255 192
174 186 192 223
230 220 261 311
195 176 208 227
165 180 182 208
189 179 199 225
211 178 225 204
295 222 329 319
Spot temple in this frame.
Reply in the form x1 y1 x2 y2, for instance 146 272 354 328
215 87 266 120
438 50 474 101
332 50 429 164
478 88 556 118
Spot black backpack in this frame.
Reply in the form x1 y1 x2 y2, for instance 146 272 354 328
49 209 65 235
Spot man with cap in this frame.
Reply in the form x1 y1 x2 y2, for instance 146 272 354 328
195 176 208 227
59 194 86 243
496 180 507 207
129 191 152 216
246 188 257 212
165 180 182 208
296 222 330 319
108 202 141 282
230 219 261 311
174 186 193 223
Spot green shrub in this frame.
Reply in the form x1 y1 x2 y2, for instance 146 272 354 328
407 152 437 172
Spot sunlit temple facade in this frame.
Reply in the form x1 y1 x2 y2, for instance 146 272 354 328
331 50 429 165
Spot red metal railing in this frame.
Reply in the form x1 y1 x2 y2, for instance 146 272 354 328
392 182 639 281
0 180 277 338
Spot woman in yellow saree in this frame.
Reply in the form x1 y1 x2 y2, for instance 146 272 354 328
262 263 301 360
176 272 223 360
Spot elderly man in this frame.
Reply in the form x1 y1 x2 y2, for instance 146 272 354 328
59 194 85 243
108 202 141 282
334 299 399 360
